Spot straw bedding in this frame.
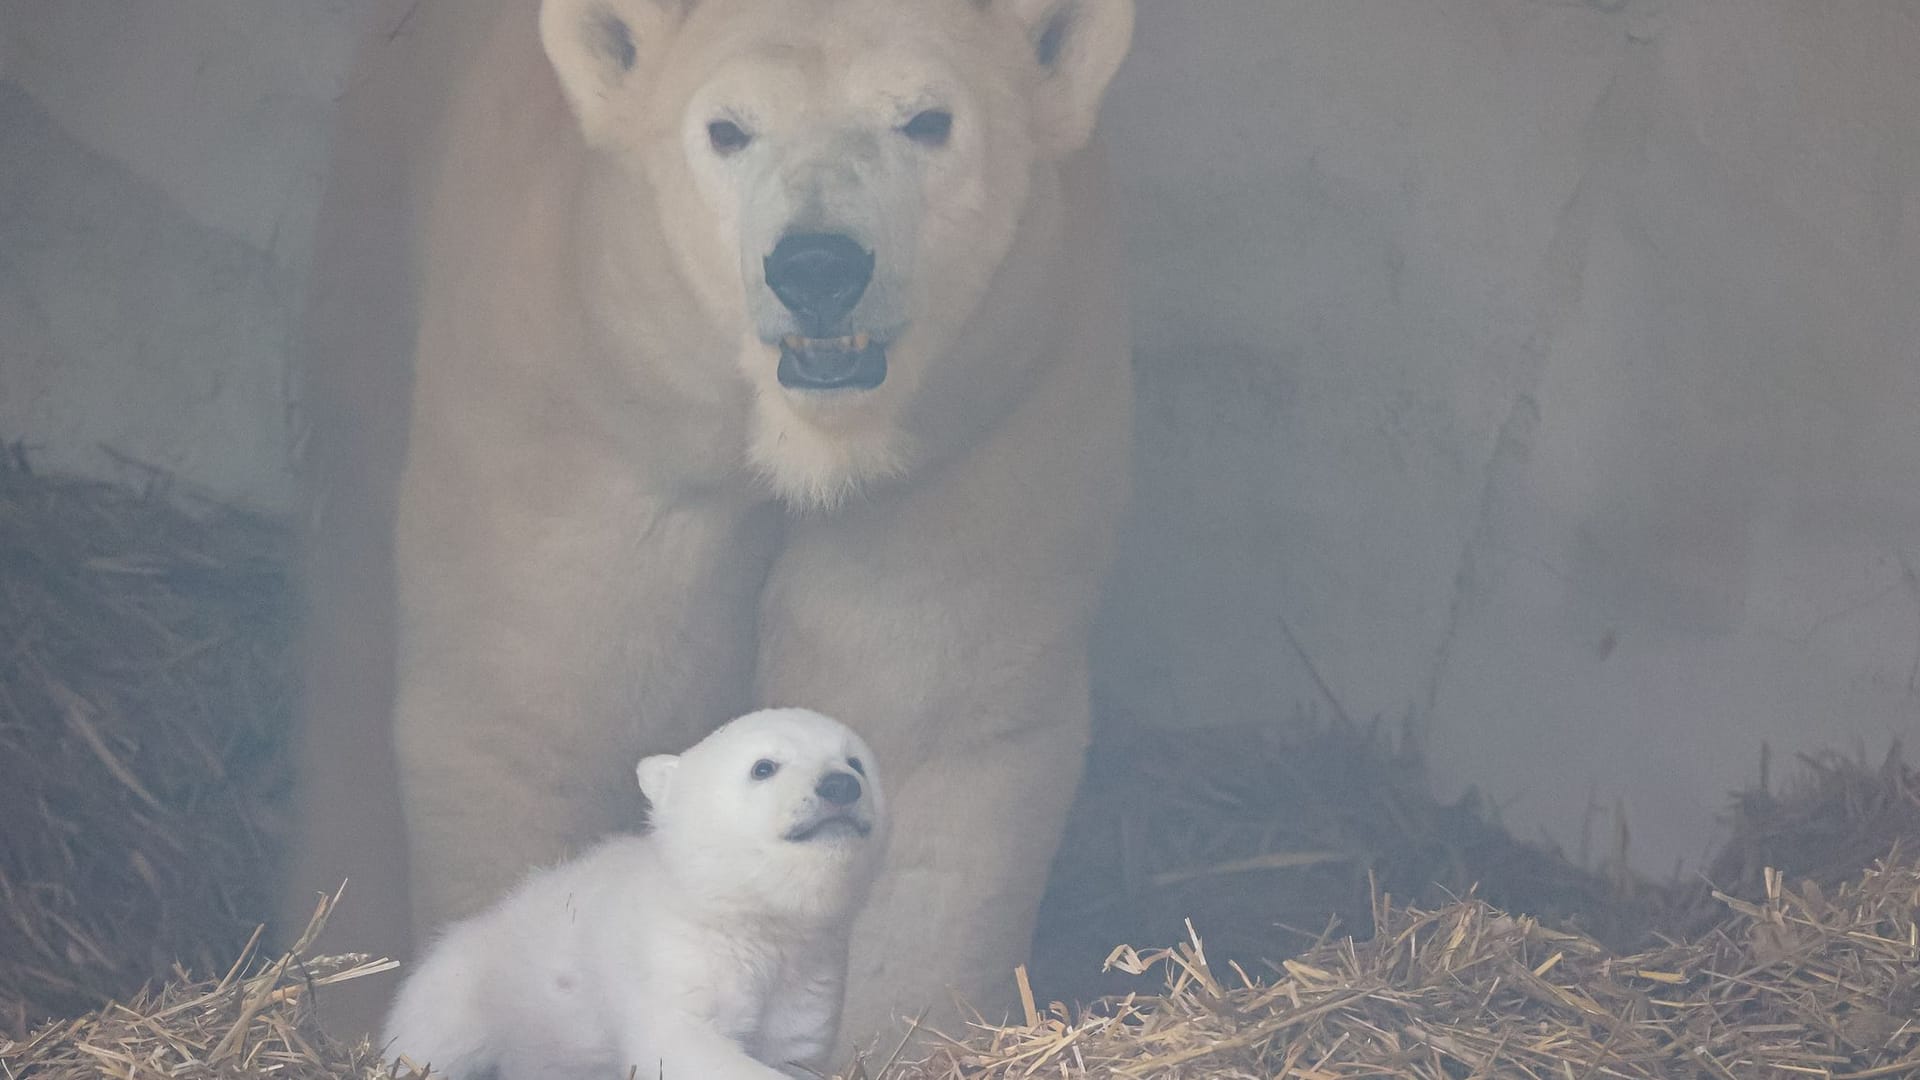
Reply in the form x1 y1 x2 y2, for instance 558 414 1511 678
1028 714 1669 1008
0 451 295 1041
6 850 1919 1079
2 460 1918 1078
904 853 1920 1079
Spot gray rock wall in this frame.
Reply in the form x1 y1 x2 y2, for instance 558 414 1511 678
0 0 372 505
1097 0 1920 872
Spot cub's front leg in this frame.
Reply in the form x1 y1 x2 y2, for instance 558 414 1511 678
755 956 846 1076
391 450 774 933
614 1011 797 1080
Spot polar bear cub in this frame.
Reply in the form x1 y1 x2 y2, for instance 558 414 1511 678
381 708 887 1080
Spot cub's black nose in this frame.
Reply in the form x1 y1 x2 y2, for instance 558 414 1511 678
764 232 874 334
815 770 862 807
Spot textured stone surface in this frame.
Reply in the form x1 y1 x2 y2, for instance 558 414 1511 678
0 83 295 506
1095 0 1920 872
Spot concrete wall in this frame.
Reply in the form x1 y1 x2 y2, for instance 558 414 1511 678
0 0 373 506
3 0 1916 875
1096 0 1920 874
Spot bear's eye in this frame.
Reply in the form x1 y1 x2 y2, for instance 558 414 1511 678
846 756 866 777
900 109 953 148
749 758 779 781
708 120 753 155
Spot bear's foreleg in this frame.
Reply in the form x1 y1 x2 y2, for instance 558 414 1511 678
753 550 1097 1052
835 696 1089 1054
390 465 772 935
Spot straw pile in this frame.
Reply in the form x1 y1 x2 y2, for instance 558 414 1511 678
897 852 1920 1079
5 852 1918 1079
0 890 403 1080
1031 715 1666 1006
0 450 295 1039
925 741 1920 1078
1677 743 1920 937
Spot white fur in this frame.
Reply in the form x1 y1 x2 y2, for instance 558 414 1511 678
286 0 1135 1053
381 709 886 1080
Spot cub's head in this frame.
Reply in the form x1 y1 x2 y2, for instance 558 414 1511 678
638 707 887 921
539 0 1134 507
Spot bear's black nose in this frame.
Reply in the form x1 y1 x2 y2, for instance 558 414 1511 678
764 232 874 334
815 770 862 807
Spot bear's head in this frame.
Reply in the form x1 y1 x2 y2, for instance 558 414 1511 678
636 707 887 924
539 0 1134 507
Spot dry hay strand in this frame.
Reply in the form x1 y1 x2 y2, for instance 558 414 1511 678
0 888 404 1080
896 852 1920 1080
1030 714 1667 1006
1673 742 1920 936
1034 721 1920 1009
0 449 296 1038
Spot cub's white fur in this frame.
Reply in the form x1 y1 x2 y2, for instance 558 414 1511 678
381 709 886 1080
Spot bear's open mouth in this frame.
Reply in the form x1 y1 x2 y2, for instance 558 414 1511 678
784 812 872 843
776 334 888 392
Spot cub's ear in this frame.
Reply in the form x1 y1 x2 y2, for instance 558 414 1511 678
1005 0 1135 156
636 753 679 808
539 0 687 145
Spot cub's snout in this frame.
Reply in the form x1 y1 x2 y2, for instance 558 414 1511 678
815 769 862 806
784 764 875 842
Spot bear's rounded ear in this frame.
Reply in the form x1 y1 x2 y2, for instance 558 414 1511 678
636 754 679 807
539 0 688 146
1005 0 1135 157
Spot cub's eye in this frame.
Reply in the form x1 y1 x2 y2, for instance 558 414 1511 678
900 109 953 147
846 756 866 777
708 120 753 155
749 758 779 781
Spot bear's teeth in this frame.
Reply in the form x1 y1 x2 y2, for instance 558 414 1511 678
781 334 872 350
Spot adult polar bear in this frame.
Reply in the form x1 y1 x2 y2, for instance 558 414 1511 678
286 0 1134 1052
